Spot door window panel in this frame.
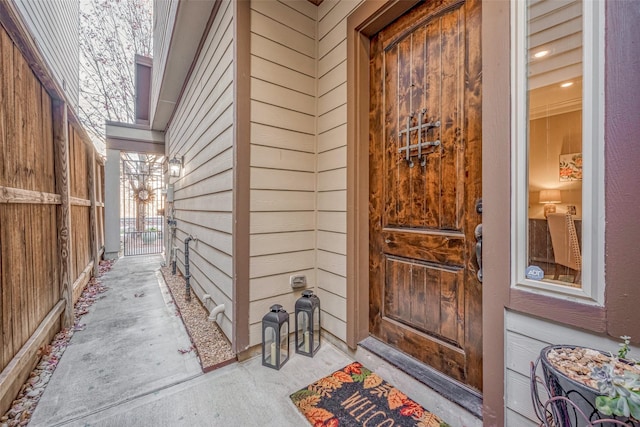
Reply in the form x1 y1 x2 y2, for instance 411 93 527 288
513 0 604 302
527 0 583 288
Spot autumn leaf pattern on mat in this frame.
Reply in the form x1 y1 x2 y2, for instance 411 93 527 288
290 362 450 427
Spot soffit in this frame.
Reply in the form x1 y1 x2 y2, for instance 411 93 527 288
151 1 216 131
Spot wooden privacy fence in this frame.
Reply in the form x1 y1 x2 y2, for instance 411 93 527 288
0 20 105 415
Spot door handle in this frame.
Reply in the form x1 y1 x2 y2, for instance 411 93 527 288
474 197 483 282
475 223 482 283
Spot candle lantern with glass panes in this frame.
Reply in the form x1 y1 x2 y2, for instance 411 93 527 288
294 290 320 357
261 304 289 369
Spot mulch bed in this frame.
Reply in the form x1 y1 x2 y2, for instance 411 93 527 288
159 266 235 371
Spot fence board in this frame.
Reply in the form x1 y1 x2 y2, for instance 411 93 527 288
41 86 55 193
0 203 59 372
52 100 73 332
0 12 105 417
0 29 15 190
71 205 92 281
69 124 89 200
0 187 61 204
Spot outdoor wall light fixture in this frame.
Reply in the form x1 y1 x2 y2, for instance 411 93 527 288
294 290 321 357
168 155 183 177
261 304 289 370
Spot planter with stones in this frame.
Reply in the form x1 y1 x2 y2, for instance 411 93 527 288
537 345 639 427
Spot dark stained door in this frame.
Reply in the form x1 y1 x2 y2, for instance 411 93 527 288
369 0 482 391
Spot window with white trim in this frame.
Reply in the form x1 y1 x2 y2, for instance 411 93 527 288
512 0 605 304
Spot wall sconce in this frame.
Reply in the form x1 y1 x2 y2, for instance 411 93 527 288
168 155 183 178
539 189 561 218
295 290 321 357
261 304 289 370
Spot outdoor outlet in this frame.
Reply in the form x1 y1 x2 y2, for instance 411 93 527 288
290 275 307 289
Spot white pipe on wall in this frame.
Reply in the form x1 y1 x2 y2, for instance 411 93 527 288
203 294 225 324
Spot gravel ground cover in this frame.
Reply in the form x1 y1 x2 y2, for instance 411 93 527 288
159 266 235 371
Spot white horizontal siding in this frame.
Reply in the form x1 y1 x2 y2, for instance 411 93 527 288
252 78 315 115
317 269 346 298
251 145 315 171
251 33 315 77
252 56 315 96
317 168 346 191
248 0 318 347
317 211 345 233
250 231 315 257
251 101 315 134
505 310 640 424
251 9 315 57
14 0 79 108
251 250 316 279
318 123 346 153
250 190 315 212
251 211 315 234
313 0 365 343
168 1 234 341
317 230 346 255
251 123 315 153
251 169 315 191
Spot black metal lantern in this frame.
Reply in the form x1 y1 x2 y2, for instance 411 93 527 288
295 290 321 357
261 304 289 369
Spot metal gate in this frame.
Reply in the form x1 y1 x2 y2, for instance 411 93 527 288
121 153 165 256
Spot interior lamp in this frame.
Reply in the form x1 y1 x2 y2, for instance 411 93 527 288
539 189 562 218
168 155 183 178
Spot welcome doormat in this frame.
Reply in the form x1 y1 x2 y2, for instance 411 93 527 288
290 362 450 426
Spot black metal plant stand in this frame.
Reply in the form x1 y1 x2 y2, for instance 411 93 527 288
530 358 633 427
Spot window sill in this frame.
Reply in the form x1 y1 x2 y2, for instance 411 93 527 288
508 288 606 333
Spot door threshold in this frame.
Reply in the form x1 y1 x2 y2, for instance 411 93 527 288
358 336 483 419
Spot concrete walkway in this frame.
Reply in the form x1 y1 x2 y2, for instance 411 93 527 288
29 255 353 427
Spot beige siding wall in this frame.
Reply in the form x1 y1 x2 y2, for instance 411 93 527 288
14 0 79 109
248 0 318 346
167 1 234 340
315 0 362 342
151 0 179 120
504 310 640 424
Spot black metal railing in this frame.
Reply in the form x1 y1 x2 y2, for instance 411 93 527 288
123 231 163 256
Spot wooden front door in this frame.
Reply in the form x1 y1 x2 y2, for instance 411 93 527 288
369 0 482 391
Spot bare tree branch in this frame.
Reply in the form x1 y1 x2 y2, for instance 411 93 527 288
79 0 152 153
